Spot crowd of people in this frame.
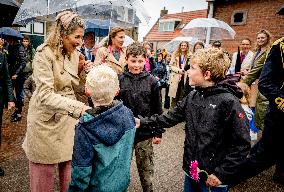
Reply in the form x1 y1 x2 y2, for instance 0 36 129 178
0 10 283 192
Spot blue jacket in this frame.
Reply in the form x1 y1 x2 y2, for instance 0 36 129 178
68 101 136 192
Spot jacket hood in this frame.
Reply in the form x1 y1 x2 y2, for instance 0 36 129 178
123 65 150 79
79 101 135 146
195 75 243 99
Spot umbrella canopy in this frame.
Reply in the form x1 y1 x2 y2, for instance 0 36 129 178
278 4 284 15
0 0 20 27
0 27 24 39
163 36 198 54
13 0 150 27
97 35 134 48
85 20 110 37
181 18 236 41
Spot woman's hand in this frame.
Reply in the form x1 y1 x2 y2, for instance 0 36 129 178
84 60 94 73
7 102 15 110
80 105 91 117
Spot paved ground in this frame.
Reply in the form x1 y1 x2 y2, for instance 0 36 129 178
0 102 284 192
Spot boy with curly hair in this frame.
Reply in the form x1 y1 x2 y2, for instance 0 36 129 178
117 42 163 192
136 48 251 192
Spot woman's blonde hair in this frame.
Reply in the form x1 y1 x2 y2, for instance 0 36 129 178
256 29 272 50
191 48 231 83
107 27 125 46
174 41 190 58
45 11 84 59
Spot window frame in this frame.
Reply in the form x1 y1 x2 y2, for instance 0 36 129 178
231 10 248 26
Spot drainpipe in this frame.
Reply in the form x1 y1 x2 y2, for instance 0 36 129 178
205 0 215 47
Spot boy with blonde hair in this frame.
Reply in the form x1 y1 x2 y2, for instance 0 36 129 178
136 48 251 191
69 65 136 192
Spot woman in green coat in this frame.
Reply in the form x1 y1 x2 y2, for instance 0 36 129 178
238 29 272 130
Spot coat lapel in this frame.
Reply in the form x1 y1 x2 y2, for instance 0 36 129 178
63 52 79 78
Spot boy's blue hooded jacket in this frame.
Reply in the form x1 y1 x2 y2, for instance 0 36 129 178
68 101 136 192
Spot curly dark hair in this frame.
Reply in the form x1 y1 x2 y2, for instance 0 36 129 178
126 42 147 58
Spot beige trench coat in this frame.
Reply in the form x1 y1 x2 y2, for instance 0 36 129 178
168 53 189 98
23 44 86 164
94 46 126 74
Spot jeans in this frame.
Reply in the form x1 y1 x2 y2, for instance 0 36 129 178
184 174 228 192
12 75 26 114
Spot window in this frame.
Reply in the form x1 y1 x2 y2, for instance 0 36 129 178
231 10 248 26
159 21 175 32
116 7 134 24
20 21 45 36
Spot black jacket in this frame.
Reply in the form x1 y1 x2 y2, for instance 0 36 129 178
0 51 14 108
118 68 163 142
140 79 251 184
7 43 26 76
151 61 167 87
259 37 284 112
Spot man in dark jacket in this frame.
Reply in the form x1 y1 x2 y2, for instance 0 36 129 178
0 38 15 176
232 37 284 186
6 36 26 122
80 32 95 62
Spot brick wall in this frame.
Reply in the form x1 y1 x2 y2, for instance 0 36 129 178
214 0 284 54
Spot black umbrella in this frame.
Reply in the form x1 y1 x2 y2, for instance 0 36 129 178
277 4 284 15
0 0 21 27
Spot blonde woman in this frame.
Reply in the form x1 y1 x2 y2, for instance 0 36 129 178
168 41 190 107
238 29 272 130
23 11 90 192
94 27 126 74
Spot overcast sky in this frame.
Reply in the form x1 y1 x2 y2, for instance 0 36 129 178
138 0 208 40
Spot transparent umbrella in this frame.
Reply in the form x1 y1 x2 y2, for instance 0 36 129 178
97 34 134 48
163 36 198 54
181 18 236 41
13 0 150 27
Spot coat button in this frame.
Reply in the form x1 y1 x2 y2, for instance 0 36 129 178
60 71 64 75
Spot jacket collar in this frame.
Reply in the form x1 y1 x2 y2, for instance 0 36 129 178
59 51 80 78
105 46 126 67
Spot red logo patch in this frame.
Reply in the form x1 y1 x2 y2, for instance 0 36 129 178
238 112 245 119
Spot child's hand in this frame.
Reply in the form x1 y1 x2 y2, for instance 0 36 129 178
206 174 222 187
152 137 161 144
135 118 140 128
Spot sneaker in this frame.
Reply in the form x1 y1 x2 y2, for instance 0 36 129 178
0 167 4 176
11 114 22 122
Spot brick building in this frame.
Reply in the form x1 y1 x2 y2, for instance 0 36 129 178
144 8 208 51
212 0 284 53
